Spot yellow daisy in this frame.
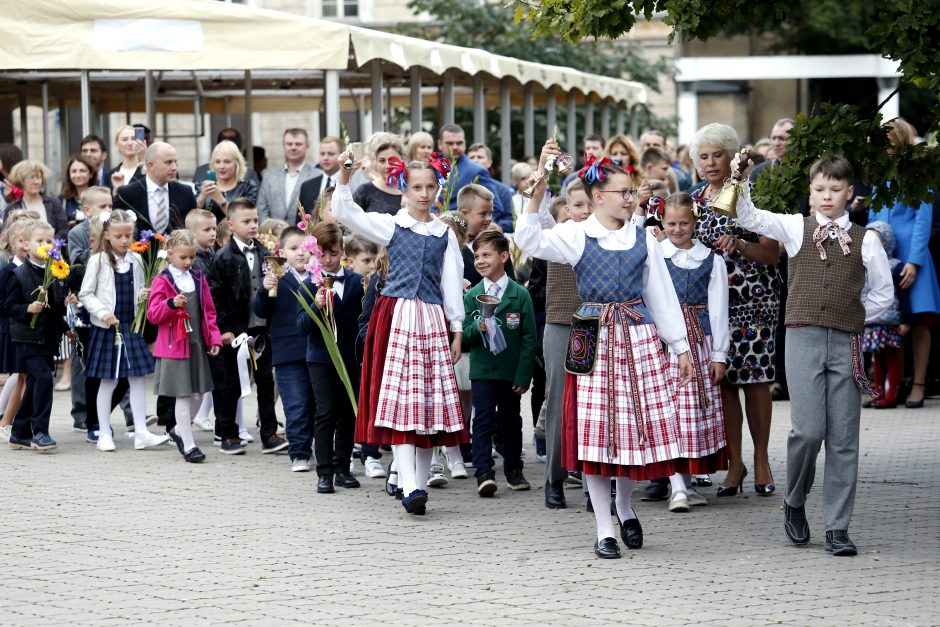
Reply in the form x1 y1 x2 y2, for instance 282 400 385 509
37 244 53 260
50 260 70 279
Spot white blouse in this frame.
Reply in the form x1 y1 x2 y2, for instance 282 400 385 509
515 212 690 356
332 183 465 331
659 239 730 362
169 264 195 293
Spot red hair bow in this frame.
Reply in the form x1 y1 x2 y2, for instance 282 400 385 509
577 154 614 185
647 196 666 222
428 151 452 184
385 157 408 191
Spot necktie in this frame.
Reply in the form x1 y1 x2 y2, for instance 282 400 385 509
487 282 501 298
153 187 168 234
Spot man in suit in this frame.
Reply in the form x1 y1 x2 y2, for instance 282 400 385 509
113 141 197 234
79 134 109 186
438 124 510 230
467 143 516 232
295 135 345 215
257 128 320 223
193 128 260 189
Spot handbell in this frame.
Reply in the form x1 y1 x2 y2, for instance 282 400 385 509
476 294 501 318
247 335 265 358
265 255 287 297
711 180 740 218
183 317 194 334
521 172 546 199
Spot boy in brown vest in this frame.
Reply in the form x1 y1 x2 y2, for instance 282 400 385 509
734 154 893 556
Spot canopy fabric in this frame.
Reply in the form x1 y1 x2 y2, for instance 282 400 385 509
0 0 350 71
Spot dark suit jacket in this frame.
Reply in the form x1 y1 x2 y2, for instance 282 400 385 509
251 270 307 366
2 196 69 241
296 270 364 368
296 174 327 218
113 177 197 234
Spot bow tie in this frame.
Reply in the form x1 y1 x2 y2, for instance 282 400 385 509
241 244 256 254
323 273 344 283
812 221 852 260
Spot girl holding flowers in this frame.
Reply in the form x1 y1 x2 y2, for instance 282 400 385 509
79 210 170 452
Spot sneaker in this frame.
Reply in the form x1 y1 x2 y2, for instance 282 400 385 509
192 415 214 431
220 438 246 455
0 425 11 443
85 431 99 444
291 458 312 472
32 432 58 452
96 438 116 452
686 490 708 507
8 434 34 450
506 469 531 491
364 457 387 478
238 428 255 444
668 492 691 513
261 434 289 454
72 422 87 432
565 471 583 487
534 436 546 463
146 415 159 426
476 470 497 497
427 464 449 487
134 431 170 450
213 435 222 447
448 459 468 479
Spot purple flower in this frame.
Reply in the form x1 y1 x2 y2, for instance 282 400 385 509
140 230 155 244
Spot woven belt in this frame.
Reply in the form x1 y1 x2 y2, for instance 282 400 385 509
681 303 710 409
851 332 876 396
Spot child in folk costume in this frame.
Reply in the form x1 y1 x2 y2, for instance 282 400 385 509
147 229 223 463
655 193 730 512
333 151 466 516
515 140 693 559
78 209 170 452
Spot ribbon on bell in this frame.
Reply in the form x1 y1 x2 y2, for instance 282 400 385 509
647 195 667 222
232 333 266 398
577 154 614 185
385 157 408 191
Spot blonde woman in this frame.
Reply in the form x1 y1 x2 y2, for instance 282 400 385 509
406 131 434 162
107 125 146 192
2 160 69 240
196 140 259 221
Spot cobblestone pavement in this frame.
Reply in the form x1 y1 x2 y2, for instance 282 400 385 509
0 386 936 626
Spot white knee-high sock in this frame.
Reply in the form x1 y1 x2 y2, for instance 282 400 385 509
195 393 213 421
97 379 118 441
669 474 687 499
430 447 439 466
415 447 432 487
394 444 418 495
0 373 19 413
174 396 197 452
444 446 463 465
235 397 246 431
614 478 637 521
128 377 150 435
585 474 617 541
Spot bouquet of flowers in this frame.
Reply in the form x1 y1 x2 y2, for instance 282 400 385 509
31 240 70 328
130 229 166 334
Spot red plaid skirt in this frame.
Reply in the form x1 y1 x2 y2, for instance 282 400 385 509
667 335 729 474
562 322 680 479
355 296 467 447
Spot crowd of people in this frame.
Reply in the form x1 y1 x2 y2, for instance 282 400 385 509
0 115 937 560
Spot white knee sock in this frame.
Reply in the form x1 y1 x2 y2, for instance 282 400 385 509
681 472 698 495
444 446 463 465
614 477 637 521
394 444 417 495
430 447 439 466
669 474 687 499
128 377 151 435
585 474 617 541
415 447 432 486
235 397 246 432
97 379 118 441
0 373 18 412
174 396 197 453
195 393 213 421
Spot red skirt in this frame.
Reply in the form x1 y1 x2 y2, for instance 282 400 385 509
355 295 467 448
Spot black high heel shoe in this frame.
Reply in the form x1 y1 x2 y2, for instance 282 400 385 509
754 482 776 495
716 466 747 497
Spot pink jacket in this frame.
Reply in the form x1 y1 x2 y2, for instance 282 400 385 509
147 270 223 359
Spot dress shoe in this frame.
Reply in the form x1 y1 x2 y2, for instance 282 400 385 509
385 465 399 497
545 480 567 509
183 447 206 463
784 502 811 545
618 512 643 549
134 431 170 450
905 382 925 408
335 470 361 488
167 429 185 455
401 489 428 514
754 483 776 496
825 530 857 556
593 537 621 559
716 466 748 497
317 474 335 494
640 479 669 501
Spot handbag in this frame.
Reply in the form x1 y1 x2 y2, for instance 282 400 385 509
565 306 602 375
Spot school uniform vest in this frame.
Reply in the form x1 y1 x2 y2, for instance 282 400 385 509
247 252 265 330
665 253 713 336
786 216 866 333
380 225 447 305
572 227 651 324
545 261 581 325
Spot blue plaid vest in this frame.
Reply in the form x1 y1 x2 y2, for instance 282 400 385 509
665 253 713 336
381 225 447 305
573 227 651 324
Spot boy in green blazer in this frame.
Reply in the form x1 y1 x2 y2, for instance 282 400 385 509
463 230 537 496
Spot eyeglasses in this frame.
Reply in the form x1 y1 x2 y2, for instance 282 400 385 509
596 189 638 201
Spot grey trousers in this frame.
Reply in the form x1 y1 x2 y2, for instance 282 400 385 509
543 323 570 484
785 326 861 531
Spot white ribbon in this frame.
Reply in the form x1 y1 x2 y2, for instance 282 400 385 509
231 333 264 398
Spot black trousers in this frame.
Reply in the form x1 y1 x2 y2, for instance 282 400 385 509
212 329 277 441
470 379 523 479
11 351 54 439
308 362 358 476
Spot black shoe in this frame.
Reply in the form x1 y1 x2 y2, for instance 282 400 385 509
905 382 925 408
755 483 776 496
317 474 335 494
641 479 669 501
72 421 87 432
618 512 643 549
545 480 567 509
183 447 206 463
691 474 712 487
506 469 530 491
594 537 621 559
335 470 361 489
784 502 811 545
385 465 398 497
8 434 34 450
716 466 748 497
477 470 497 497
167 428 185 455
260 434 289 454
825 530 857 556
402 489 428 514
564 471 582 487
220 438 246 455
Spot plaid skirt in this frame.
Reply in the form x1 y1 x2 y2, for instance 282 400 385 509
355 296 467 447
667 335 729 474
562 322 680 479
85 324 154 379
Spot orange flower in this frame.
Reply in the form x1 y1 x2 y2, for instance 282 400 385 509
154 234 166 243
130 242 149 253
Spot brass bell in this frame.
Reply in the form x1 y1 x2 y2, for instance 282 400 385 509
710 148 751 218
521 172 546 199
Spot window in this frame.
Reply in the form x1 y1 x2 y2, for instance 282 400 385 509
321 0 357 18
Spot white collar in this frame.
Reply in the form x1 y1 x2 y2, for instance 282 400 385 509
12 257 23 267
482 273 509 294
582 213 637 241
661 239 711 261
168 265 190 281
232 236 253 251
394 209 448 237
323 267 344 277
146 176 167 194
815 211 850 229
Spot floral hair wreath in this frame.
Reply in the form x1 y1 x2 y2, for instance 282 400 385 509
577 153 615 185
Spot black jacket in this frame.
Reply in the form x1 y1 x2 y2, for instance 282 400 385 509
208 238 269 336
2 196 70 241
113 177 197 234
8 262 66 349
296 174 326 217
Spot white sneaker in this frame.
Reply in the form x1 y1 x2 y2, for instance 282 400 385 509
364 457 387 478
668 492 691 513
192 415 214 431
0 425 10 443
448 460 468 479
291 458 311 472
134 431 170 450
427 464 449 487
97 438 116 452
238 428 254 443
686 490 708 507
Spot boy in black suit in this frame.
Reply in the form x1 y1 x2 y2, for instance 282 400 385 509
297 222 364 494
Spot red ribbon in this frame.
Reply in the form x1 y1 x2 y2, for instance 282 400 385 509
385 157 408 191
577 154 614 185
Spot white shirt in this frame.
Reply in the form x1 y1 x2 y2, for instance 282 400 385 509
322 267 346 300
113 252 131 273
514 212 690 355
284 164 305 212
482 273 509 299
168 264 195 293
659 239 730 362
332 183 465 331
320 168 338 194
734 187 894 323
232 236 256 270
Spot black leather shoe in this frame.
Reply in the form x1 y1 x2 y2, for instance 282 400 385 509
754 483 776 496
618 513 643 549
183 447 206 463
317 474 335 494
545 480 567 509
640 479 669 501
594 537 621 559
167 429 184 455
335 471 361 488
825 530 857 556
784 502 810 545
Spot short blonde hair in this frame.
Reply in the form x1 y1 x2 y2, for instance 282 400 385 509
510 162 533 185
81 186 111 208
8 160 51 190
211 140 246 182
689 123 741 177
406 131 434 162
185 209 217 230
456 183 494 212
368 132 405 160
